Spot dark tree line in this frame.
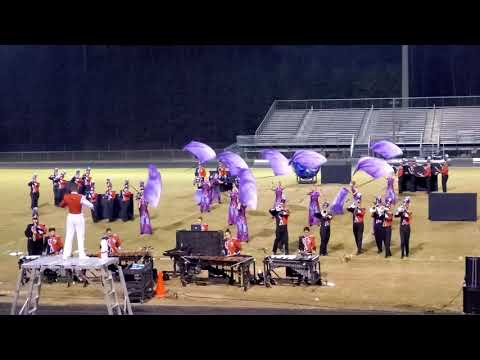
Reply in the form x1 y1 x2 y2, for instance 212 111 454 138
0 45 479 151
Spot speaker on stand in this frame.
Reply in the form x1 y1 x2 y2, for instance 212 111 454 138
463 256 480 314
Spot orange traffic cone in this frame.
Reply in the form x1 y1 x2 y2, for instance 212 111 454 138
155 271 167 298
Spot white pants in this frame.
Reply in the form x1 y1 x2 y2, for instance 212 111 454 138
63 213 86 258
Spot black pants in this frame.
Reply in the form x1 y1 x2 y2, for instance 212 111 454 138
353 223 364 253
426 176 431 193
53 187 61 206
30 192 39 209
320 225 330 255
119 201 130 222
383 227 392 257
272 225 289 255
442 175 448 193
400 225 411 257
27 237 44 256
373 223 384 252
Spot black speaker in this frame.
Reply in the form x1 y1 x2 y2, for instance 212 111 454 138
463 287 480 314
176 230 224 256
428 193 477 221
465 257 480 288
321 163 352 184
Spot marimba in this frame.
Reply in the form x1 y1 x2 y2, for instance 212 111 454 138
263 254 321 286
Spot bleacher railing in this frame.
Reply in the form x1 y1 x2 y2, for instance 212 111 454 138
271 96 480 111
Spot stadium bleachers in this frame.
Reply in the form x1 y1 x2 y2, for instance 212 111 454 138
237 99 480 156
439 107 480 144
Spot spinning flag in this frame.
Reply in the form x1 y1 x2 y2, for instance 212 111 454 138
238 168 257 210
370 140 403 159
354 157 394 179
330 187 349 215
261 149 293 176
217 151 249 176
144 164 163 208
183 141 216 164
289 150 327 178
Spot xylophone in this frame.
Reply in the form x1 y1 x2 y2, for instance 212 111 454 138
263 254 321 286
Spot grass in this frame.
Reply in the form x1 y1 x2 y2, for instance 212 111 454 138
0 166 479 313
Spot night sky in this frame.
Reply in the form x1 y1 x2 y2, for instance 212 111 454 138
1 45 480 151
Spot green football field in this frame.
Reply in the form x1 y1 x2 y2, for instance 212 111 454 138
0 166 479 313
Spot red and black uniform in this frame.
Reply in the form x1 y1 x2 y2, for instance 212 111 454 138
397 165 405 193
198 166 206 179
48 171 61 206
107 233 122 255
102 186 116 222
24 222 46 255
269 206 290 255
382 209 393 257
27 180 40 209
201 223 208 231
58 175 68 202
395 207 412 258
298 234 317 254
45 235 64 255
87 190 100 222
225 237 241 256
82 173 92 194
440 162 449 193
314 210 333 256
119 188 134 222
370 206 385 253
423 163 432 193
347 203 366 254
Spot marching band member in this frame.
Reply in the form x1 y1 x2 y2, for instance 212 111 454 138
48 168 60 206
314 202 333 256
407 159 417 192
86 182 100 223
441 158 449 193
136 181 153 235
269 199 290 255
224 229 241 256
227 184 239 225
210 172 222 204
198 163 207 181
58 171 68 201
103 228 122 256
71 170 85 195
60 182 94 260
119 180 133 222
24 214 46 256
236 203 249 242
347 194 366 255
102 179 116 222
45 227 64 255
82 167 93 195
199 179 212 213
397 159 406 194
271 181 285 208
382 198 393 258
307 185 321 226
423 158 432 193
370 196 385 254
395 197 412 259
298 226 317 255
195 216 209 231
27 174 40 212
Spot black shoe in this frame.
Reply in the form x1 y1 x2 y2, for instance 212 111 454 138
401 255 404 259
356 251 362 255
377 249 382 254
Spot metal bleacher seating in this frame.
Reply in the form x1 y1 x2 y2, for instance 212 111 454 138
439 107 480 144
258 109 307 136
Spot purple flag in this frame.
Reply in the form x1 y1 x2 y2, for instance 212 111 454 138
371 140 403 159
183 141 216 164
261 149 293 176
330 187 349 215
354 157 394 179
217 151 249 176
238 168 257 210
144 164 162 208
290 150 327 169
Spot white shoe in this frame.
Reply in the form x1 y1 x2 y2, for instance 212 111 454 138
78 254 89 260
62 255 71 260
